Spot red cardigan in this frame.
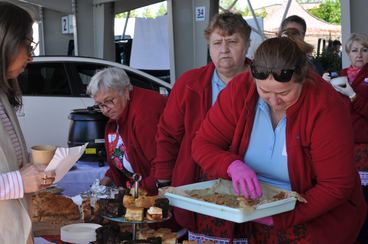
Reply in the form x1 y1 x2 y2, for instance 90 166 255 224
192 71 366 244
154 62 214 230
104 87 167 195
154 59 251 232
340 63 368 143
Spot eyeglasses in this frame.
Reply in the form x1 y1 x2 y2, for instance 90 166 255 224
95 97 117 110
24 38 39 55
250 64 296 83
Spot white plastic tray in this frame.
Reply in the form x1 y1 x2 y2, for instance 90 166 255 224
164 179 296 223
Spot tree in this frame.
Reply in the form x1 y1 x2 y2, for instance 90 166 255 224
308 0 341 24
142 8 154 18
116 10 137 18
156 3 167 16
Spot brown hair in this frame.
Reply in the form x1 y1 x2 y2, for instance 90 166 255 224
204 11 251 46
280 15 307 36
278 28 314 54
252 37 308 84
0 2 33 108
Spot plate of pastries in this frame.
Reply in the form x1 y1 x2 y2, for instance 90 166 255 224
82 187 171 224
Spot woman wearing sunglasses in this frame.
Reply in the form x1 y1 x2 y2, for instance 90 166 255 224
192 37 366 243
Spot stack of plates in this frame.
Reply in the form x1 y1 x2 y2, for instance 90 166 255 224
61 223 101 243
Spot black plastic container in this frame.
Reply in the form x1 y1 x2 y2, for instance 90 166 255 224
68 107 108 166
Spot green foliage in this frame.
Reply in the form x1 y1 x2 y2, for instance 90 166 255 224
142 8 153 18
256 8 267 18
156 3 167 16
219 0 267 18
116 10 137 19
308 0 341 24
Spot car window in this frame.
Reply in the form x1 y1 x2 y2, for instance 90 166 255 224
125 70 169 95
72 63 108 96
19 63 71 96
72 62 169 96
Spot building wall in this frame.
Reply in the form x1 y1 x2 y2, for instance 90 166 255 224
43 8 73 55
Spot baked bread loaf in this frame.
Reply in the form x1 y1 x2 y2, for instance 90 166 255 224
31 192 80 222
123 195 135 208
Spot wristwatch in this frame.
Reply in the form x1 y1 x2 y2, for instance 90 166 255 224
155 180 171 188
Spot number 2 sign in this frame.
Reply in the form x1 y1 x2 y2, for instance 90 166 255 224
61 16 69 34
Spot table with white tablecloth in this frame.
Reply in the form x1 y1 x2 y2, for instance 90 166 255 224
56 160 109 196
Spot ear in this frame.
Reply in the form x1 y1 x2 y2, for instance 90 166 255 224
124 86 130 101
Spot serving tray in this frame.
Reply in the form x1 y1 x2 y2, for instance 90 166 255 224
164 179 296 223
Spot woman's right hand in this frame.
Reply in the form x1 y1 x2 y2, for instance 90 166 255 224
227 160 262 200
20 164 55 193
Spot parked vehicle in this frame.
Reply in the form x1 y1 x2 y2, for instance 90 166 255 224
17 56 172 150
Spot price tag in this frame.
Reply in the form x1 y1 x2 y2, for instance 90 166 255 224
195 6 205 21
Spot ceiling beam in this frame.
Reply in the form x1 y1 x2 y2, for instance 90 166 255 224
18 0 72 13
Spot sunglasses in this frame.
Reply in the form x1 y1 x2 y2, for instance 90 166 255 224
250 64 296 83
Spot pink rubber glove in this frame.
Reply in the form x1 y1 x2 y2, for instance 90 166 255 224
227 160 262 199
253 216 273 226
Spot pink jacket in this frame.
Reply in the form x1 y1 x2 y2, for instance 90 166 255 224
192 71 366 244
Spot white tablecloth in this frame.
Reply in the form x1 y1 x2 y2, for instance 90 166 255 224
56 160 108 196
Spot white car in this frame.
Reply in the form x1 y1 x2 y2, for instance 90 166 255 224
17 56 172 150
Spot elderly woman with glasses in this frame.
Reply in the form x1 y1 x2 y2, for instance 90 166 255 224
192 37 366 243
87 67 166 194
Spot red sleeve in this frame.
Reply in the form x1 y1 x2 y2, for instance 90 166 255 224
153 79 186 180
104 168 113 179
192 76 248 179
135 95 167 195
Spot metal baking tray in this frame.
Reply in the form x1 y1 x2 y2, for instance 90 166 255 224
164 179 296 223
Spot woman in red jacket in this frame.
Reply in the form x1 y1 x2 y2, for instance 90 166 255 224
154 11 252 242
192 37 366 244
331 33 368 171
87 67 166 195
335 32 368 243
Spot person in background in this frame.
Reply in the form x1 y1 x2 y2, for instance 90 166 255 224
192 37 366 244
0 2 56 243
278 27 315 66
154 11 252 243
280 15 324 75
86 67 166 195
324 32 368 243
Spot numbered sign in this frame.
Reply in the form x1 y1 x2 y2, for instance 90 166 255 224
61 16 69 34
195 6 205 21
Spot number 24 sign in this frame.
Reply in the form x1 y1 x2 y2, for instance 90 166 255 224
195 6 205 21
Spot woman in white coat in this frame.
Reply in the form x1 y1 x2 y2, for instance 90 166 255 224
0 2 55 243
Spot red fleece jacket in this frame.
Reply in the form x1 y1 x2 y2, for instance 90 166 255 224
340 63 368 143
192 71 366 244
104 87 166 195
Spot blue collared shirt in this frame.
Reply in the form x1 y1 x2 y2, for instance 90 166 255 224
211 70 226 105
244 98 291 190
